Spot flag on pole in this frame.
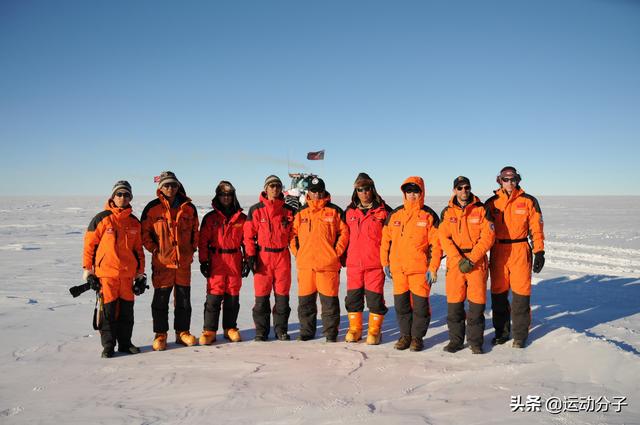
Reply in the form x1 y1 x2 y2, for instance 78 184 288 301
153 175 161 183
307 150 325 160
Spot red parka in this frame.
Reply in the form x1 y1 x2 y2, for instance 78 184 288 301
344 201 392 270
199 205 247 277
243 192 296 258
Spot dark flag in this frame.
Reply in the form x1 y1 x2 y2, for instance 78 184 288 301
307 150 325 160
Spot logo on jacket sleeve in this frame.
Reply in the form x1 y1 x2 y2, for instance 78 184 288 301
449 217 458 224
393 221 401 227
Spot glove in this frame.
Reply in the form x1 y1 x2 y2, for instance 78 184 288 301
200 261 210 278
87 274 101 291
384 266 392 280
241 259 251 278
133 273 148 296
532 251 545 273
458 258 475 274
247 256 257 273
82 269 94 282
426 270 437 286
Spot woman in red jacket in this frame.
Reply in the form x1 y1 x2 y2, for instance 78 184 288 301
343 173 391 345
198 181 247 345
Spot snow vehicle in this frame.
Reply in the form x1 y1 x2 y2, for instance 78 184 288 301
284 172 318 210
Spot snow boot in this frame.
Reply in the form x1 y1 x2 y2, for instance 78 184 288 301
101 348 114 358
176 331 197 347
152 333 167 351
199 330 216 345
470 345 484 354
345 312 363 343
118 344 140 354
224 328 242 342
276 332 291 341
394 335 412 350
443 341 464 353
366 312 384 345
491 335 510 345
512 339 526 349
409 337 424 352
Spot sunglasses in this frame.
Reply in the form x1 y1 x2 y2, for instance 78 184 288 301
162 182 178 189
219 192 234 197
501 177 517 183
268 183 282 189
114 192 131 198
356 186 372 193
456 185 471 191
403 188 421 194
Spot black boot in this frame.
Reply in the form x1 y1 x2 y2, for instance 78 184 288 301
511 293 531 347
446 302 466 349
116 299 139 354
491 291 511 344
100 301 117 358
273 294 291 340
222 294 241 331
253 295 271 340
320 294 340 341
297 292 318 340
394 291 412 337
174 285 192 333
466 301 486 350
151 287 172 333
411 293 431 339
203 294 223 331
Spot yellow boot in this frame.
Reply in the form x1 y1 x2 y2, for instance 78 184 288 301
152 333 167 351
366 313 384 345
176 331 197 346
224 328 242 342
199 330 216 345
345 312 363 343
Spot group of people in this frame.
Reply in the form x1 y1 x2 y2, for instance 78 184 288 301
81 167 545 359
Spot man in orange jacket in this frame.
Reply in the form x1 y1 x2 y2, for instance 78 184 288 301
198 181 247 345
439 176 495 354
380 176 442 352
244 175 296 341
486 166 545 348
290 177 349 342
343 173 392 345
141 171 199 350
82 180 146 358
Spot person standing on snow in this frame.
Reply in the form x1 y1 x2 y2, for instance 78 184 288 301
343 173 392 345
198 181 247 345
486 166 545 348
439 176 495 354
243 175 296 341
82 180 146 358
380 176 442 352
290 177 349 342
141 171 199 350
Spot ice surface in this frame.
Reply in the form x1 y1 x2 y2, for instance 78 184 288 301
0 196 638 424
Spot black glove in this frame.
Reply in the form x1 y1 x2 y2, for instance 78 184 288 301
458 258 475 274
248 256 257 273
87 274 101 291
532 251 545 273
200 261 210 278
133 274 148 296
241 259 251 278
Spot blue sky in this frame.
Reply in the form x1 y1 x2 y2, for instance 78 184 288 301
1 0 639 197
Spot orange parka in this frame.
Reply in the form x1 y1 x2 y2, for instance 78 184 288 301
141 189 199 270
485 187 544 253
439 194 495 265
380 176 442 275
83 199 145 279
290 193 349 272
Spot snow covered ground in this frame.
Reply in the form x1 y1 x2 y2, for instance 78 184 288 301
1 195 638 424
